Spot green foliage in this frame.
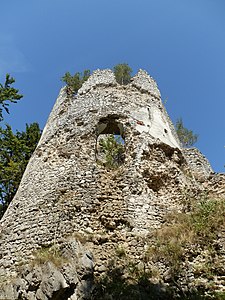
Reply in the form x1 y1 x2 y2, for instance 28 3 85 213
191 197 225 241
148 217 189 275
99 134 124 168
147 195 225 279
93 195 225 299
61 70 90 93
0 74 41 218
175 118 198 147
93 261 225 300
0 74 23 121
214 292 225 300
0 123 41 218
113 63 132 85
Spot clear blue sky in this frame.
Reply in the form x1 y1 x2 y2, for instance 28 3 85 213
1 0 225 172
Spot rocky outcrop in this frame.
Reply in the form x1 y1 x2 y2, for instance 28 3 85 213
0 69 224 299
0 240 94 300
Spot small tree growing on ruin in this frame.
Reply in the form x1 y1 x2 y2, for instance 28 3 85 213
175 118 198 147
99 134 124 168
61 70 91 94
113 63 132 85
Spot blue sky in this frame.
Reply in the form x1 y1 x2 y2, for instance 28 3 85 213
1 0 225 172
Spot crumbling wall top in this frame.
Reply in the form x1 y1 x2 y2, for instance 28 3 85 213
78 68 161 99
131 69 161 99
78 69 116 95
183 148 214 179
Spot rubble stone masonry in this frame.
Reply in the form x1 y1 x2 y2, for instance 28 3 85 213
0 69 224 299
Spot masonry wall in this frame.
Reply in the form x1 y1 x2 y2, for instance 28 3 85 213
0 70 188 269
1 69 222 299
183 148 213 179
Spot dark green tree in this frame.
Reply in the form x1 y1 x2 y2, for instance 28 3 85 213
0 74 23 121
113 63 132 85
175 118 198 147
61 70 91 93
0 75 41 218
0 123 42 217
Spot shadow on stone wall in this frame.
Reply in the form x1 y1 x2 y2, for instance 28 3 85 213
91 266 215 300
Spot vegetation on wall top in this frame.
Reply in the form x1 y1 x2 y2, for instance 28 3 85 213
113 63 132 85
61 70 91 94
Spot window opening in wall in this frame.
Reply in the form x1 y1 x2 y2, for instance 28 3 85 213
96 117 125 168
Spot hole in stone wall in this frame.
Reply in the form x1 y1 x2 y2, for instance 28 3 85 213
96 117 125 168
142 170 167 193
96 116 125 137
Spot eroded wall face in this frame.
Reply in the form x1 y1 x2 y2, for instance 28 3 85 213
0 70 221 299
0 71 183 263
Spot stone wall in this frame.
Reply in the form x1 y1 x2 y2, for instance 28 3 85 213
183 148 213 180
0 69 224 299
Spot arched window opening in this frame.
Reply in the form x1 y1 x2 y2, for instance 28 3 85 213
96 117 125 168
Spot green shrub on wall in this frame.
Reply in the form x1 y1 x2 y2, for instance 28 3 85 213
61 70 90 93
113 63 132 85
147 195 225 279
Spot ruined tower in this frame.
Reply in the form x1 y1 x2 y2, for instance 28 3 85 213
0 69 224 299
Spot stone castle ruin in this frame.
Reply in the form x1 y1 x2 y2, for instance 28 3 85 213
0 69 224 299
